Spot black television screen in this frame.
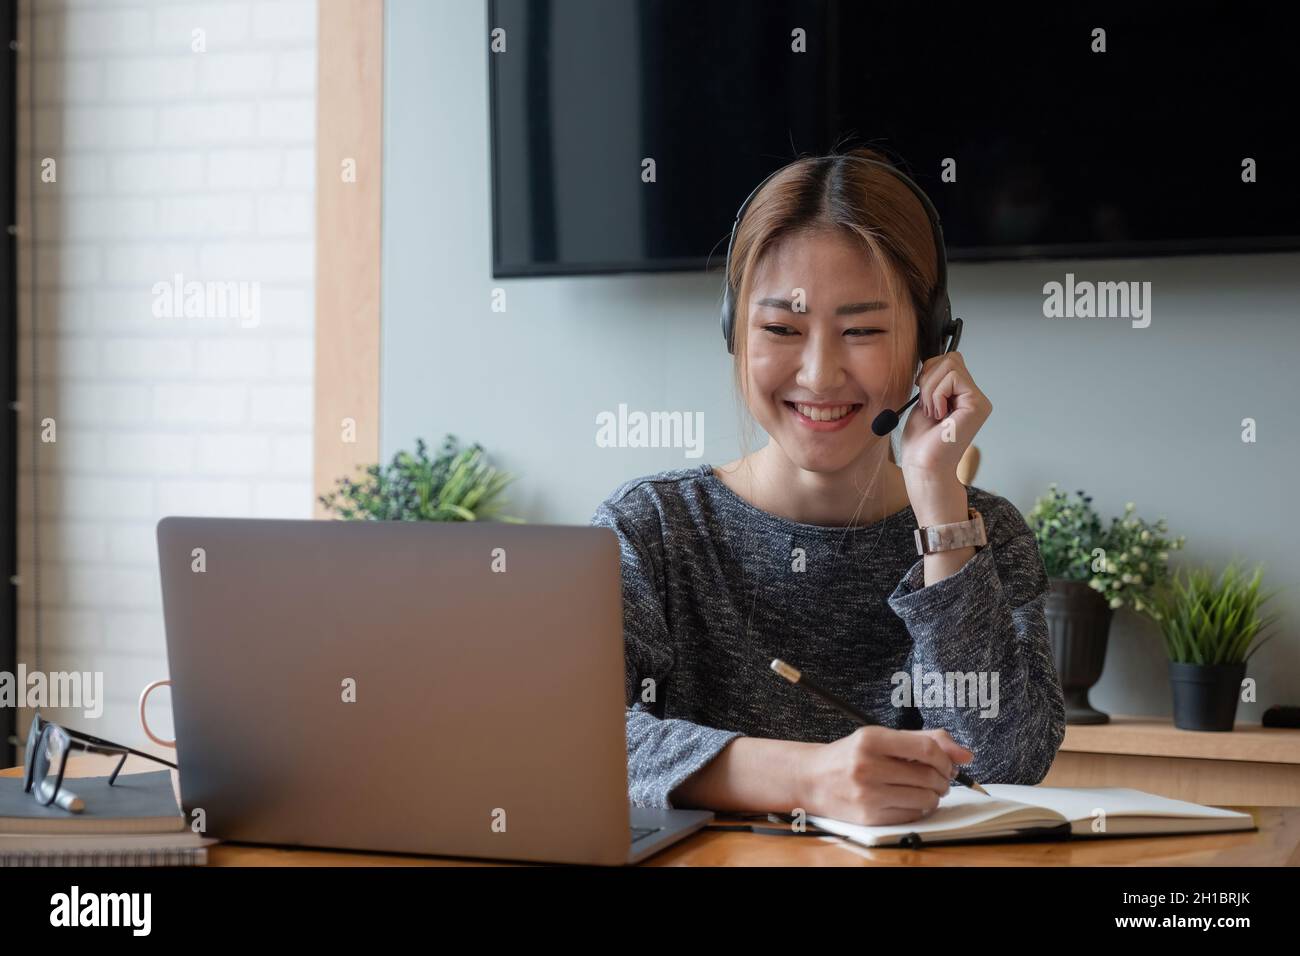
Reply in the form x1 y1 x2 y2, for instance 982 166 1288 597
488 0 1300 277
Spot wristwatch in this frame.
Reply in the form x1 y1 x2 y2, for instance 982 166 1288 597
914 507 987 556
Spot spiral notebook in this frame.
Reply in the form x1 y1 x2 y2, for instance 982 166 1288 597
807 785 1256 847
0 832 217 867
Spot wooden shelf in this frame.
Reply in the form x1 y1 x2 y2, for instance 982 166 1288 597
1061 715 1300 765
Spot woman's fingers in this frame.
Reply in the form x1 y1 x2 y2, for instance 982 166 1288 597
872 781 944 814
917 356 981 422
877 728 956 780
915 352 962 418
857 806 936 826
887 755 953 795
923 728 975 763
932 368 961 420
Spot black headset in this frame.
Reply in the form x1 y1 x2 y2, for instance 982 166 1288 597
718 154 963 435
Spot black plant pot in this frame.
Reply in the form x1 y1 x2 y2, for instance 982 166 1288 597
1045 579 1114 724
1169 661 1246 732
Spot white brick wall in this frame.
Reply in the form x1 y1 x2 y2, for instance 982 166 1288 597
14 0 318 752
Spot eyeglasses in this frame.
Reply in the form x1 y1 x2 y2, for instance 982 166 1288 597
22 712 179 813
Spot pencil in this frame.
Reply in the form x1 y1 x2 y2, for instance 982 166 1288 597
770 658 989 795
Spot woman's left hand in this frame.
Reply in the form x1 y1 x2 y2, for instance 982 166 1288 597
897 350 992 482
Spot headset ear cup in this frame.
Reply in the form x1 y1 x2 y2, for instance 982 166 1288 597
934 296 951 336
720 285 735 353
918 304 938 362
931 296 954 357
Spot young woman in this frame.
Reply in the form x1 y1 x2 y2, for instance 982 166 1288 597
590 148 1065 827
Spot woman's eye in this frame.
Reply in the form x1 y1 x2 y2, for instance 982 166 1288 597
761 326 882 338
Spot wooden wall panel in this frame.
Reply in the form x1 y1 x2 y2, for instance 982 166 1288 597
313 0 384 516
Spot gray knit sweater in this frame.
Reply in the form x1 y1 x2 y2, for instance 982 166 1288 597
588 464 1066 809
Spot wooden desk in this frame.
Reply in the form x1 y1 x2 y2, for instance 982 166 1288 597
1043 715 1300 807
4 755 1297 866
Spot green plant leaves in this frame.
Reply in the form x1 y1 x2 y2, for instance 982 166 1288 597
1154 560 1280 665
317 434 522 523
1026 483 1184 619
1025 484 1104 580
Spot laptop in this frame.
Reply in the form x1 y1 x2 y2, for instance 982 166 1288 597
156 516 714 865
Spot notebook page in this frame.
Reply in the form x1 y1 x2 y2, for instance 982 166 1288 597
808 786 1063 845
983 785 1253 823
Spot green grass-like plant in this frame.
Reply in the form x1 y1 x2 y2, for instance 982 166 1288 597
1152 561 1280 665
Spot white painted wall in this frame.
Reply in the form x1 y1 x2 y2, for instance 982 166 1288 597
381 0 1299 722
14 0 318 752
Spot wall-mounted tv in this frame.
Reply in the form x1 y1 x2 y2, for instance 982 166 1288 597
488 0 1300 278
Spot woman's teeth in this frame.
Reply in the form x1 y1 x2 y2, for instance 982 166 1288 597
792 403 858 422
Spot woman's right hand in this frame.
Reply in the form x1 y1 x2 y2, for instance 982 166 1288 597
799 726 974 826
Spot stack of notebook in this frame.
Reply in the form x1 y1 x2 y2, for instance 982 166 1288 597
0 770 217 866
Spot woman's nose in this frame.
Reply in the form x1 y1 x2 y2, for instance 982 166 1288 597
796 335 846 389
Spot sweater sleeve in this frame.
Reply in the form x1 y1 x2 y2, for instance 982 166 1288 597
885 498 1066 784
590 498 744 809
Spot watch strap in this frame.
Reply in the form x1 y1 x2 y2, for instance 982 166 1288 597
914 507 987 555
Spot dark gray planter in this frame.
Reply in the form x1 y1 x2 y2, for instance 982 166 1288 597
1169 661 1246 731
1045 578 1114 724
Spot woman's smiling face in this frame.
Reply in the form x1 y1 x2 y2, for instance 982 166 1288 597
742 228 917 473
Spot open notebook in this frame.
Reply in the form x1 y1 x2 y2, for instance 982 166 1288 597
807 785 1256 847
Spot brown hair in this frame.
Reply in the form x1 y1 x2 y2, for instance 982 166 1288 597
725 147 941 468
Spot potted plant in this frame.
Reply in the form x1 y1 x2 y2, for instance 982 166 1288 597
1026 485 1184 724
1151 562 1279 731
320 435 524 522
